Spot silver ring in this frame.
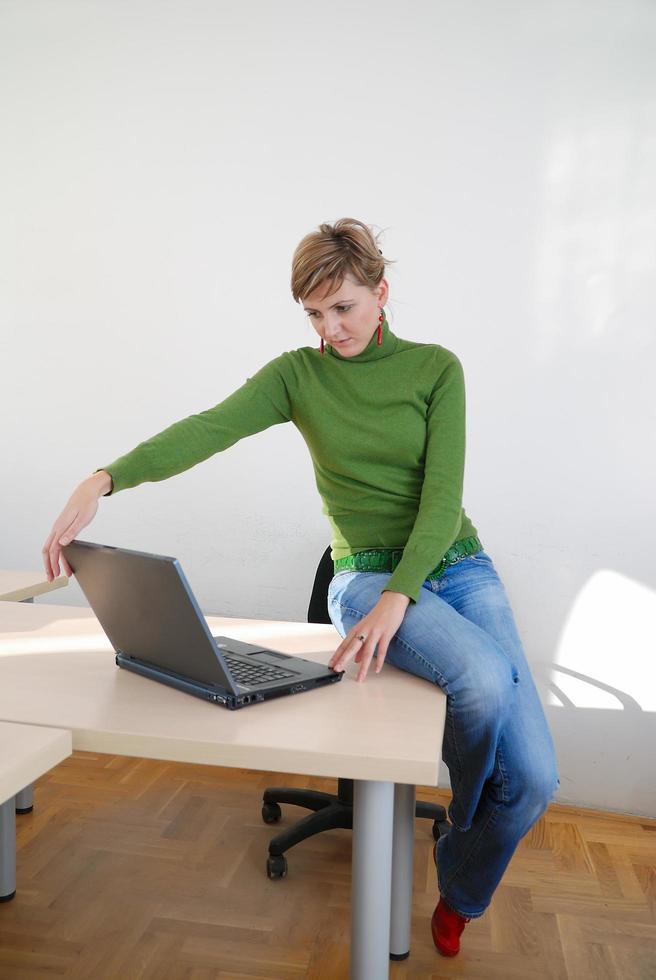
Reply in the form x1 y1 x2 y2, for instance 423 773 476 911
356 633 366 643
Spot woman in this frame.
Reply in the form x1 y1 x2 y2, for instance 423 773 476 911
42 217 560 958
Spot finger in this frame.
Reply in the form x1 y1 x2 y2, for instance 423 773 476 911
42 531 56 580
58 521 77 546
49 530 69 581
329 644 356 672
355 643 371 665
329 632 363 672
60 553 74 578
356 640 377 683
375 641 390 674
48 543 61 581
328 633 356 668
50 519 78 578
44 527 65 581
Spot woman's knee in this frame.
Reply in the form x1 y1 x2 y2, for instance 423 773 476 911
454 647 518 728
513 756 560 821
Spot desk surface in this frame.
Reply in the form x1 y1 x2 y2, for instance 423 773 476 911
0 720 72 803
0 571 68 602
0 602 445 786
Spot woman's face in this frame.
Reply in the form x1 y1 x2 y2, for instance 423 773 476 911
303 274 389 357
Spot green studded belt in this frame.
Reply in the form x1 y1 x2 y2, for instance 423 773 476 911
333 535 483 580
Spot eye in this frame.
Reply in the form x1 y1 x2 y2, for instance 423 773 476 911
307 305 352 317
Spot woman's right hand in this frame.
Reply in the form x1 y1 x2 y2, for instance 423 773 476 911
42 471 112 581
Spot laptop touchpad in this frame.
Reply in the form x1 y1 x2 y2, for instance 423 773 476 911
212 635 278 657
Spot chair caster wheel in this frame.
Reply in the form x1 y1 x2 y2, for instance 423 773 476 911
432 819 450 841
266 854 288 879
262 802 282 824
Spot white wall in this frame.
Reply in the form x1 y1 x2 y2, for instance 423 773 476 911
1 0 655 818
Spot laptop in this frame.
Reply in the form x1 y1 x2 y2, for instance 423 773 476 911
62 539 343 710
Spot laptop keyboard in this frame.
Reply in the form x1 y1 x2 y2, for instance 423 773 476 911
223 653 297 686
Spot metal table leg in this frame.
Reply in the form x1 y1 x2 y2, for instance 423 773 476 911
15 785 34 814
0 798 16 902
390 783 415 960
351 779 394 979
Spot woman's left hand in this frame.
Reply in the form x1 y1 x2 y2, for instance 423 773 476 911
328 590 411 683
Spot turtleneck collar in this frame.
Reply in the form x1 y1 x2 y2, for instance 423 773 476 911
327 310 398 363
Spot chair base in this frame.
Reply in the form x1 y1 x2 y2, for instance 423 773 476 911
263 778 448 862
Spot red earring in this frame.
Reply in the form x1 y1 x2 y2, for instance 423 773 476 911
377 309 383 345
320 337 324 355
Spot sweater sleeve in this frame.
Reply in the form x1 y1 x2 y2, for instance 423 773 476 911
380 350 466 604
94 355 294 495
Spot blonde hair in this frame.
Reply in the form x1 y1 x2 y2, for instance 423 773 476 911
291 217 396 305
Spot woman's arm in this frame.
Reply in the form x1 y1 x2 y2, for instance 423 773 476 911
42 355 295 579
97 355 295 495
327 350 468 682
380 350 467 604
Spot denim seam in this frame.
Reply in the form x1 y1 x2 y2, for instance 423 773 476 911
444 696 464 792
443 802 501 887
438 801 503 916
495 739 510 804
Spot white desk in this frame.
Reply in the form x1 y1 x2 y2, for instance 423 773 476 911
0 600 446 979
0 570 68 814
0 570 68 603
0 721 72 900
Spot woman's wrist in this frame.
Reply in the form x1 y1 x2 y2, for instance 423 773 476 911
380 589 411 608
86 470 113 497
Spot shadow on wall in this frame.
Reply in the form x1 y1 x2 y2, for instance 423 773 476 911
538 568 656 819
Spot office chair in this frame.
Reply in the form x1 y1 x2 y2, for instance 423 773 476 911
262 545 451 879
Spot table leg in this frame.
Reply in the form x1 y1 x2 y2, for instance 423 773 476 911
0 798 17 902
351 779 394 980
15 785 34 814
390 783 415 960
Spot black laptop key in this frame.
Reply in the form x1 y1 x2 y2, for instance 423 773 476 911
223 654 296 685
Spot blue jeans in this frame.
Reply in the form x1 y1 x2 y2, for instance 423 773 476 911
327 549 560 919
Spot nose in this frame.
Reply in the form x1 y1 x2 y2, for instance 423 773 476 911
324 314 345 339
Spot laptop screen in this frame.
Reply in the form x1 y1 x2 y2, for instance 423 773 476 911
62 540 238 693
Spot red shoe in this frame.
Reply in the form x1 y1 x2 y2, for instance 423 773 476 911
431 896 471 956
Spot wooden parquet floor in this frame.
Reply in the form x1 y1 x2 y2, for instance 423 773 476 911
0 752 654 979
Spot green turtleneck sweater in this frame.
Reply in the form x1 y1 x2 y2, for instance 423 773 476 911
96 313 480 604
